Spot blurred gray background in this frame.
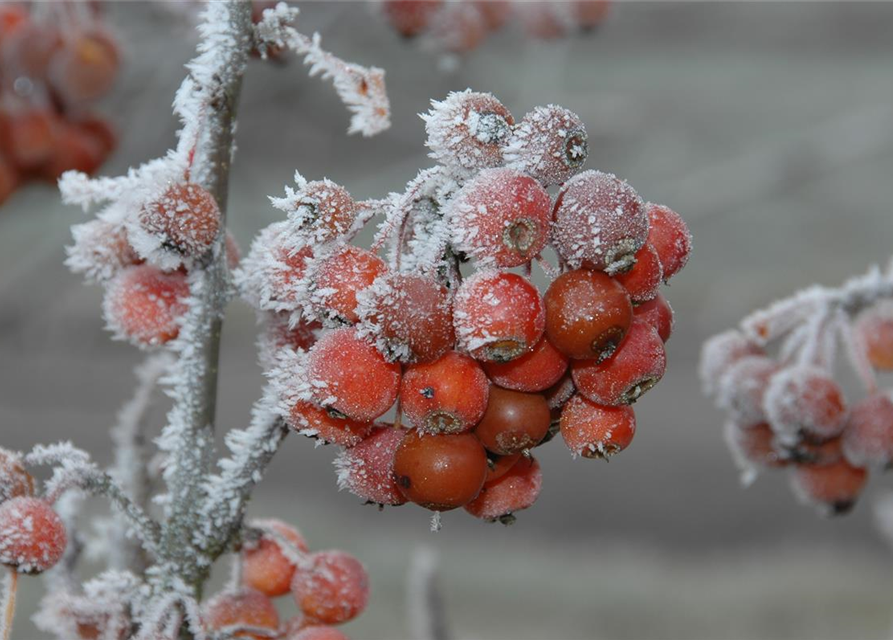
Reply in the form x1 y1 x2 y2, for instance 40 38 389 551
3 2 893 638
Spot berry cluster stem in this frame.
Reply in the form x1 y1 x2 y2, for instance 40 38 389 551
0 568 16 640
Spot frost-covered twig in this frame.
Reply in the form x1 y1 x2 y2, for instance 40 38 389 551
26 443 162 557
0 569 16 640
407 546 450 640
109 353 172 574
254 2 390 136
197 389 289 556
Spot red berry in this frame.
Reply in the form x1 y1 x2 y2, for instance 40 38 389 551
382 0 443 37
615 243 663 303
474 387 550 455
465 456 543 522
454 271 545 362
1 22 62 80
790 459 867 516
240 221 314 309
474 0 512 30
400 351 489 435
517 2 570 40
645 203 691 282
699 329 764 397
543 373 576 411
48 29 119 105
763 365 847 444
0 154 19 206
0 497 67 573
290 179 359 242
841 392 893 468
504 105 588 186
575 0 611 29
392 430 488 510
307 329 401 422
422 90 514 174
544 269 633 361
203 588 280 639
67 219 142 282
449 168 552 268
572 318 666 406
288 401 373 447
483 337 568 393
715 355 778 426
334 425 407 506
427 2 488 54
242 519 309 598
103 265 189 347
855 302 893 371
314 245 387 324
140 183 221 256
633 292 674 343
560 395 636 459
287 626 350 640
358 273 454 363
40 121 106 180
723 421 787 473
485 452 522 482
0 5 26 38
2 108 56 170
0 448 33 504
265 312 320 353
291 550 369 625
552 170 648 273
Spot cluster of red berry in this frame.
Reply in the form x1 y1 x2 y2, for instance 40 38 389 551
0 2 119 207
66 180 242 348
701 295 893 516
239 90 691 524
204 519 366 640
379 0 610 54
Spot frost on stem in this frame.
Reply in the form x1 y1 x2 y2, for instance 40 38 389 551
701 262 893 514
254 2 391 136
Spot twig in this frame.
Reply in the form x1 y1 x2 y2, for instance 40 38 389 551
0 568 16 640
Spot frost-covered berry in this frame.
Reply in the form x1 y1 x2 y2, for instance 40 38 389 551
400 351 489 435
334 425 407 506
615 243 663 303
67 219 142 282
393 430 488 510
571 318 666 406
291 550 369 625
0 448 33 504
381 0 443 37
448 168 552 268
0 497 67 573
474 386 550 455
203 587 280 639
357 273 454 363
103 265 189 347
288 401 373 447
503 105 588 186
483 337 568 393
1 108 55 169
544 269 632 361
552 170 648 273
763 365 847 445
790 459 867 516
645 203 691 282
287 626 350 640
485 452 521 483
422 90 514 175
560 395 636 459
633 293 674 343
289 180 359 242
723 421 787 474
139 182 220 256
237 221 314 310
454 270 545 362
543 373 576 411
307 329 401 422
465 456 542 522
427 2 488 54
242 519 309 598
841 392 893 468
716 355 778 426
855 301 893 371
314 245 387 324
699 329 764 397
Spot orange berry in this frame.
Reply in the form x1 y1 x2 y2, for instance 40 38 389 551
855 302 893 371
0 497 67 573
474 387 550 455
203 588 280 639
242 519 308 598
314 246 387 323
790 459 867 516
335 425 408 506
841 392 893 468
291 550 369 625
560 395 636 459
288 401 373 447
483 337 568 393
103 265 189 347
465 456 542 522
140 183 221 256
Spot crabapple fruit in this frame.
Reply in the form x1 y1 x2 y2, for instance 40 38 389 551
483 337 568 393
0 497 67 574
334 425 407 506
465 456 542 522
291 550 369 625
474 386 550 455
103 265 189 347
560 395 636 459
241 519 308 598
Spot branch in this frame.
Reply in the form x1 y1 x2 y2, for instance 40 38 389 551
25 443 162 558
255 2 391 136
197 388 289 555
406 546 450 640
108 353 172 574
